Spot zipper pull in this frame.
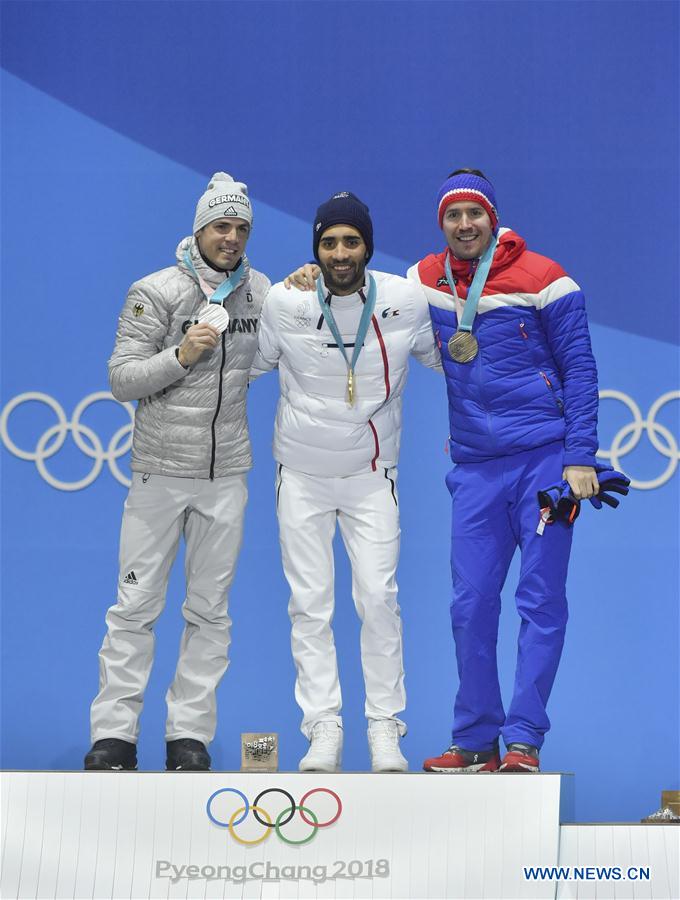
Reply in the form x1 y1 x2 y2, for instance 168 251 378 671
435 329 442 350
540 370 552 388
519 320 528 340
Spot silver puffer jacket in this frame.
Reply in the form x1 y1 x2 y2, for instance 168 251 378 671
109 236 270 478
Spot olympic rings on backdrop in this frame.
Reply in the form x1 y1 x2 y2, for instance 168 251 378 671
0 392 134 491
206 786 342 845
597 390 679 490
2 388 678 491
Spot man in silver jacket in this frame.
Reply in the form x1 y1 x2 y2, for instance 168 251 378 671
85 173 270 772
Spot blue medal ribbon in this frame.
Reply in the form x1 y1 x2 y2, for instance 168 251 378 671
183 250 245 304
315 273 377 405
443 235 498 332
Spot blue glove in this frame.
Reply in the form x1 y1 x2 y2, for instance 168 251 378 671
537 481 580 525
589 465 631 510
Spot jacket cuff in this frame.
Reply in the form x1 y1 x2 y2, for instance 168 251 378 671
175 347 190 371
563 450 598 468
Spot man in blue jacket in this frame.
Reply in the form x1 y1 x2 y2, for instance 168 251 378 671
410 169 599 772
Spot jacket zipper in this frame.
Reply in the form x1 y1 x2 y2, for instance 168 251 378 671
371 314 391 401
475 348 495 449
362 314 390 472
209 332 227 480
384 467 397 505
368 419 380 471
521 320 563 414
539 369 564 412
276 463 283 507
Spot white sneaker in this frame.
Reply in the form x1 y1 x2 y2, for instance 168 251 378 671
368 720 408 772
299 721 343 772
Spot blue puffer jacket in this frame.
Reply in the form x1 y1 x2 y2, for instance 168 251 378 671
407 228 599 466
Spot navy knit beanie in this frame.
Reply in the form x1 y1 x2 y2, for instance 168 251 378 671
313 191 374 261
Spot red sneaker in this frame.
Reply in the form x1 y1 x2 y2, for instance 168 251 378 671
499 743 540 772
423 743 500 773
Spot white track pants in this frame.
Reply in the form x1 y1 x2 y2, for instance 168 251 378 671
276 465 406 738
90 471 248 745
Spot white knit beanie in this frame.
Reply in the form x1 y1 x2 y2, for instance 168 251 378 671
193 172 252 233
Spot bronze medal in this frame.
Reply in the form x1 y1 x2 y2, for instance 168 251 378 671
448 330 479 363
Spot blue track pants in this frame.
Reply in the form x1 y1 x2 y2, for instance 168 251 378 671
448 440 573 750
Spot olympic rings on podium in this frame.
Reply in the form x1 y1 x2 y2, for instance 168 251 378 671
252 787 296 826
228 805 272 846
206 786 342 845
299 787 343 826
206 787 249 827
275 805 318 846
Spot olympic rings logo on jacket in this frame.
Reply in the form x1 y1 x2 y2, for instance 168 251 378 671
206 786 342 846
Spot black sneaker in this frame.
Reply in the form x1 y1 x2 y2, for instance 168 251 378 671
84 739 137 771
166 739 211 771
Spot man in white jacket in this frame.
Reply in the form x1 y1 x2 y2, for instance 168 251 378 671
252 192 440 772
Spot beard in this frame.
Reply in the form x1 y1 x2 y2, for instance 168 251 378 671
320 260 366 296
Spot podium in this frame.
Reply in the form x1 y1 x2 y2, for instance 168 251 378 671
1 771 677 899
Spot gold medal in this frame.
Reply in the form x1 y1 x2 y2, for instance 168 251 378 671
448 330 479 363
347 369 355 406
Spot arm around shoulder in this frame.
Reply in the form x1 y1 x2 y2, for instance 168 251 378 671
409 280 443 373
249 284 283 382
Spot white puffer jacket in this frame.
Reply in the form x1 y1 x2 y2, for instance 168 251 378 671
251 270 441 476
109 237 270 478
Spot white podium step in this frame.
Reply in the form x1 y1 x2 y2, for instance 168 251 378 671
6 774 677 899
557 824 679 900
2 770 573 899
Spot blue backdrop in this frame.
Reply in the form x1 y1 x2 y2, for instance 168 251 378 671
1 0 678 823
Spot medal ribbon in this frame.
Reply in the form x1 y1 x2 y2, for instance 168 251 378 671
443 235 498 332
183 250 245 304
315 273 377 404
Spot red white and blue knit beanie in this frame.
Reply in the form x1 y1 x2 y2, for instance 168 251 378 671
193 172 252 233
436 173 499 233
313 191 374 261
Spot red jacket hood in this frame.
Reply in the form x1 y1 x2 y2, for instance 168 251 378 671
418 228 527 293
